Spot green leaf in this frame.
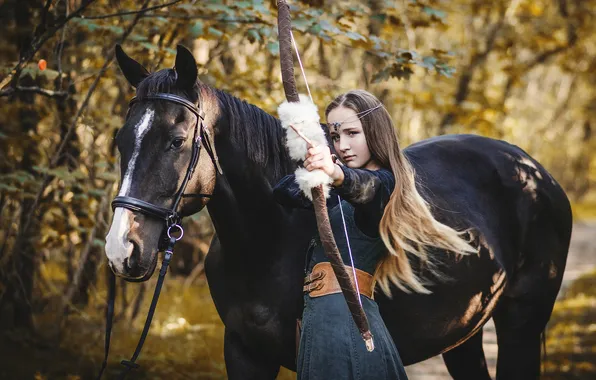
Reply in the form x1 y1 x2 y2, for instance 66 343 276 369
319 19 340 35
247 29 261 43
420 56 437 70
292 17 313 32
234 1 251 9
130 34 148 42
93 238 105 248
207 27 224 38
436 63 456 77
190 21 204 37
96 172 119 181
345 31 367 41
70 170 87 180
206 3 234 16
73 193 89 201
310 24 322 35
252 1 269 15
88 189 106 197
0 184 19 192
372 68 391 83
266 41 279 56
141 42 160 51
423 6 446 19
12 171 35 184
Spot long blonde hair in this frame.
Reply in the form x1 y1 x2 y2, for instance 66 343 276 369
326 90 476 296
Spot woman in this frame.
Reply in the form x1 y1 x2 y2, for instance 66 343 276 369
274 90 474 379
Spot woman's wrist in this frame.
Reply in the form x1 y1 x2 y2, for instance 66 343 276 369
331 164 344 187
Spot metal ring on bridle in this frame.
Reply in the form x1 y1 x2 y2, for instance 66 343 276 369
167 224 184 241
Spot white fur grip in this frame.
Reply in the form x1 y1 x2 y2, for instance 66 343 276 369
277 95 332 199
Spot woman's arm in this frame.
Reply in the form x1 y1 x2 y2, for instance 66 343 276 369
334 165 395 236
272 174 340 210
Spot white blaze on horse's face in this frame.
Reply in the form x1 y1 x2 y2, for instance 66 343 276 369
105 109 155 273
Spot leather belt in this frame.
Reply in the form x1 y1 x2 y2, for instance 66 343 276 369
303 262 375 299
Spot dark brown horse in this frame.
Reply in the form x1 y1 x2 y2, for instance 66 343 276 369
105 45 572 379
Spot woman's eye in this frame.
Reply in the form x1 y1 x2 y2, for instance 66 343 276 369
349 131 358 136
170 138 185 149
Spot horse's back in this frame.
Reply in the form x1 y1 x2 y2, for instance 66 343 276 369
404 134 572 277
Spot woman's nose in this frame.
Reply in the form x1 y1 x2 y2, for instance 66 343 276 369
338 137 349 151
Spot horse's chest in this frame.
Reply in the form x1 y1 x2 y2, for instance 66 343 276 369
226 302 284 345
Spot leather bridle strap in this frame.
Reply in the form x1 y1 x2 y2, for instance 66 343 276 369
112 197 173 221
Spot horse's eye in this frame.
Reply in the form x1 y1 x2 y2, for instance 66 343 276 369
170 138 185 149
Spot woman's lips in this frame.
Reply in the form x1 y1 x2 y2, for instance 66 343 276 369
343 155 355 162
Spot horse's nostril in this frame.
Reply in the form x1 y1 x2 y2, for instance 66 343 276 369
128 240 140 270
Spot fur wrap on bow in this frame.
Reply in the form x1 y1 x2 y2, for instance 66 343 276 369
278 95 332 200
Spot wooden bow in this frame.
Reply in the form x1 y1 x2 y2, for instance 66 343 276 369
276 0 374 351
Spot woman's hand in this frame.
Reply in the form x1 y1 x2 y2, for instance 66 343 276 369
303 146 344 185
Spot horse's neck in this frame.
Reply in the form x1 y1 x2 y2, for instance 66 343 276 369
207 90 295 243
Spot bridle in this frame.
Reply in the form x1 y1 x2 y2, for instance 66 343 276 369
96 92 222 380
112 92 221 232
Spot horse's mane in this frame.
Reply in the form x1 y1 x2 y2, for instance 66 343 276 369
213 89 292 180
135 69 292 182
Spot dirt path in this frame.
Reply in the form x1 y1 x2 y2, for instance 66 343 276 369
405 221 596 379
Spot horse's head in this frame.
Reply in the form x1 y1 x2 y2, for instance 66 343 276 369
105 45 217 281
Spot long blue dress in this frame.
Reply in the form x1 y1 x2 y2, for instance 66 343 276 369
273 166 408 380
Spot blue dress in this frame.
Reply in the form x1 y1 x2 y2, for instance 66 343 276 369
274 166 408 380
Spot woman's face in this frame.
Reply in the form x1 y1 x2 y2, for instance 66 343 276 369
327 106 379 170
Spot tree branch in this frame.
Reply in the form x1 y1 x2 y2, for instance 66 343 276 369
78 0 183 20
0 86 68 98
56 0 70 80
144 13 269 24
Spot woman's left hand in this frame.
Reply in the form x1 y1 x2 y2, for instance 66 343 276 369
304 146 335 177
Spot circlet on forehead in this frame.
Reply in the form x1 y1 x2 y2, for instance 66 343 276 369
329 104 384 133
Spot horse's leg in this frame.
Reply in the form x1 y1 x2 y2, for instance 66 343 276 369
442 328 492 380
491 188 571 380
492 297 544 380
224 329 281 380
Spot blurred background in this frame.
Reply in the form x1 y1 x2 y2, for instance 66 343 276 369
0 0 594 379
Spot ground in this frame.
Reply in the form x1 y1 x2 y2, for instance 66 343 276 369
0 221 594 379
405 221 596 380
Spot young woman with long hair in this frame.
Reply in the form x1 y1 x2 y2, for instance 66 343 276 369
274 89 474 379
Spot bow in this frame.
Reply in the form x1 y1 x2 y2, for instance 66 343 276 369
276 0 374 351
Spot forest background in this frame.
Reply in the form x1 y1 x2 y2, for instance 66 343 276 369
1 0 595 379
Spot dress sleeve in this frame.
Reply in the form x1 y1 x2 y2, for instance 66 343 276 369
273 174 340 209
334 166 395 236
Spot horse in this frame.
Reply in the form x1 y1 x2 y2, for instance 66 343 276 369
104 44 572 380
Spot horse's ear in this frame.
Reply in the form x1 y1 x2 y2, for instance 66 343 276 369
174 45 198 89
115 44 150 88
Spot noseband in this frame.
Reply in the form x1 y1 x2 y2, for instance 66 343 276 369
112 93 221 230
